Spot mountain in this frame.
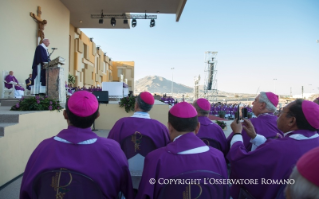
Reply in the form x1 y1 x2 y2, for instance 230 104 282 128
135 76 193 94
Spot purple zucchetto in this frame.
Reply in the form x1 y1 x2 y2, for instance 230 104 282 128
196 98 211 111
265 92 279 107
302 100 319 129
297 146 319 187
170 102 197 118
68 91 98 117
140 92 154 105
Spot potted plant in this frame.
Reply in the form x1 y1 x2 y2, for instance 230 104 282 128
216 120 227 130
10 96 62 111
119 96 136 113
218 111 226 119
68 74 76 87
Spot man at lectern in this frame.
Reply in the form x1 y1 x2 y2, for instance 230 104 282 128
31 38 50 95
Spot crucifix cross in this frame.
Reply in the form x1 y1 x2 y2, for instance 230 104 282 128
30 6 47 45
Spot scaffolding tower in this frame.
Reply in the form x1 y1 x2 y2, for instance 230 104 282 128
204 51 218 102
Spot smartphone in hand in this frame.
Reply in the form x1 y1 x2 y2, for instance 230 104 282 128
236 103 243 123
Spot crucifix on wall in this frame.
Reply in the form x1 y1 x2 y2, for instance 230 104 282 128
30 6 47 45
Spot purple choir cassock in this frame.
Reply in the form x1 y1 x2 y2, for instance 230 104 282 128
227 130 319 199
20 126 133 199
5 75 25 91
197 116 228 155
136 133 228 199
31 44 49 87
227 113 283 151
108 117 170 149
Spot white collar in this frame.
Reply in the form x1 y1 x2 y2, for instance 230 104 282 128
257 112 273 117
131 111 150 119
54 136 97 144
173 135 183 142
172 134 209 154
284 130 319 140
284 131 294 137
40 43 48 50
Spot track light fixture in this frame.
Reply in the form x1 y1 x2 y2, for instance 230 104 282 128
132 19 137 28
111 17 116 26
99 10 104 24
92 10 157 27
150 19 155 27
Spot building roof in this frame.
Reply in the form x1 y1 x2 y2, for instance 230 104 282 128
60 0 187 29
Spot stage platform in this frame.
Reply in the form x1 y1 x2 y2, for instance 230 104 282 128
0 105 67 187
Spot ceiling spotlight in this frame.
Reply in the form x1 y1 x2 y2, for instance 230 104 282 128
150 19 155 27
111 17 116 26
132 19 137 28
99 19 103 24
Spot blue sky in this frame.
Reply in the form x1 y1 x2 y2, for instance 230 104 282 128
82 0 319 95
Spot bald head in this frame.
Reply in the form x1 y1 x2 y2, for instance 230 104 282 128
42 39 50 47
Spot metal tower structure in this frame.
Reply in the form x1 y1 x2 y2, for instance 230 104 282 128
193 75 200 101
204 51 218 102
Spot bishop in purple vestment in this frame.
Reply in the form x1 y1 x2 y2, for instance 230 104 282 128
227 99 319 199
108 92 170 150
5 71 25 98
193 98 228 155
227 92 283 151
285 146 319 199
136 102 228 199
31 38 50 94
20 91 133 199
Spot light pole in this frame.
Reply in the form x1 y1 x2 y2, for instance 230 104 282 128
273 78 277 93
171 67 174 97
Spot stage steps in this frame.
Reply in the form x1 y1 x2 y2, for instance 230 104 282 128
1 100 19 107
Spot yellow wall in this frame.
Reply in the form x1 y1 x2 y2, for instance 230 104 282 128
69 29 112 87
0 111 67 187
112 61 135 91
0 0 70 95
68 29 134 88
95 101 169 130
69 25 76 75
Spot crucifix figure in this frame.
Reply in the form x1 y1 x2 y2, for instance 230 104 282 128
30 6 47 45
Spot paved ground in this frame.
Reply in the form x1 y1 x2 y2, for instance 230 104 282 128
0 129 110 199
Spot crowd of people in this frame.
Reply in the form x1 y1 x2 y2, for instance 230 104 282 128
18 90 319 199
65 83 102 96
160 94 177 105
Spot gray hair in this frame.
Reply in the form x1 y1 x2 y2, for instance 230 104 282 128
192 100 209 116
136 95 153 112
259 92 277 113
285 167 319 199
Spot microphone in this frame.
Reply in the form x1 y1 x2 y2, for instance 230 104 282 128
51 48 58 50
